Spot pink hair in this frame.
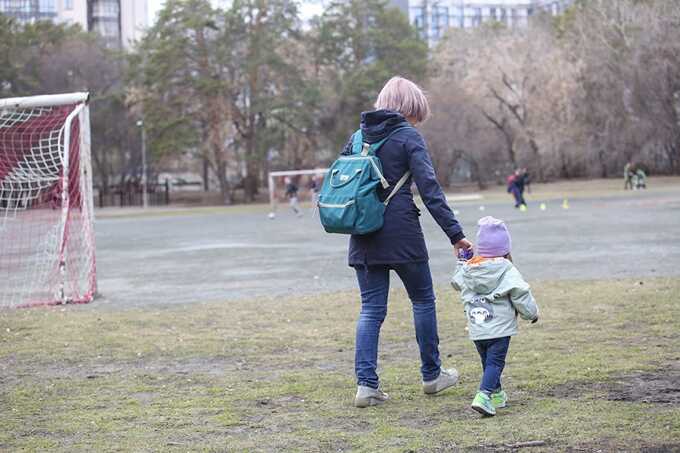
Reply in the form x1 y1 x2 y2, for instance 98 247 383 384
375 76 431 123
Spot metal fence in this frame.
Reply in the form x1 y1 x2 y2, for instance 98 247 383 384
96 181 170 208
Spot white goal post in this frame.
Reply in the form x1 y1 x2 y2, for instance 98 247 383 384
267 169 329 213
0 92 96 308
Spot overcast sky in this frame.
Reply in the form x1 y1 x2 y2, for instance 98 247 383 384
147 1 325 25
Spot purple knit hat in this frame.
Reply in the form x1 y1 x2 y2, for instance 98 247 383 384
476 216 511 258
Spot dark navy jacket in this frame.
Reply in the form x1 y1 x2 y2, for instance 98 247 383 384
344 110 465 266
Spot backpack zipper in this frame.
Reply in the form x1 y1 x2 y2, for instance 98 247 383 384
318 199 356 209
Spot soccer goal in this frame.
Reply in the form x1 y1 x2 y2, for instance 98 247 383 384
267 169 329 216
0 93 96 308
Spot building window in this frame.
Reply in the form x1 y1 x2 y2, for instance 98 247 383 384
411 7 426 39
0 0 58 21
472 7 482 27
95 19 119 37
490 7 497 21
451 5 463 28
92 0 120 19
65 0 73 9
431 5 449 40
39 0 56 13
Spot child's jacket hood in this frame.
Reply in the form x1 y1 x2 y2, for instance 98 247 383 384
459 257 513 298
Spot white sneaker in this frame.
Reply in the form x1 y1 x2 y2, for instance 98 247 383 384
423 368 459 395
354 385 389 408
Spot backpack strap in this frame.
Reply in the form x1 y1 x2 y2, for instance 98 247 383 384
351 130 364 155
384 170 411 206
352 126 414 204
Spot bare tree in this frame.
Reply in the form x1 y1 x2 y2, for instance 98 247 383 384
426 0 680 185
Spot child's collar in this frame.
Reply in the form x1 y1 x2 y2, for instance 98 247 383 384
467 256 487 265
465 256 507 266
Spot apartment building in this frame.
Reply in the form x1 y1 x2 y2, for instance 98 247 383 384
409 0 573 45
0 0 147 48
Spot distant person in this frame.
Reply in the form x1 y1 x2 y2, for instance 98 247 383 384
507 169 527 209
521 168 531 194
515 168 530 198
635 167 647 190
506 172 516 190
309 175 322 216
284 177 302 216
624 162 634 190
309 175 320 204
452 216 539 417
49 185 61 210
347 76 472 408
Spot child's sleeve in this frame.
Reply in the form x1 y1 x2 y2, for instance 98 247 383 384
507 268 539 321
451 266 465 292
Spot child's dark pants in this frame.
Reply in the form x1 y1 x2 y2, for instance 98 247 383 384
474 336 511 394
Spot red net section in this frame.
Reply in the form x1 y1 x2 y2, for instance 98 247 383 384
0 101 96 308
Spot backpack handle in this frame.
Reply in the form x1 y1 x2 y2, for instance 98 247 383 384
329 168 363 188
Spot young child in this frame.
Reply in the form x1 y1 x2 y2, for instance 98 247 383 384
284 177 302 217
635 168 647 190
452 216 539 416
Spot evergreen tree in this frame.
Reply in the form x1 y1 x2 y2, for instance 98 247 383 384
312 0 429 149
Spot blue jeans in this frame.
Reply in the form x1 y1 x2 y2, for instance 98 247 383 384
354 262 441 389
474 336 511 394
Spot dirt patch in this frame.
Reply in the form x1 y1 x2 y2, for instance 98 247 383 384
547 364 680 404
640 445 680 453
472 440 680 452
465 440 553 452
564 442 680 453
608 370 680 404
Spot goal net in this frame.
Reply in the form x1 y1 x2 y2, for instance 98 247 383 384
267 169 328 213
0 93 96 308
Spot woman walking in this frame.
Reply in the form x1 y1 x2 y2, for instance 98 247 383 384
347 77 472 407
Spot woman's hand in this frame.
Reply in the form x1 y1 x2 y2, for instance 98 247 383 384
453 238 473 257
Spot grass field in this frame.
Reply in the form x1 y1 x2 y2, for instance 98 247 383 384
2 278 679 451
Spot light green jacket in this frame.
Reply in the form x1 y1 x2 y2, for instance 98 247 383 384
451 258 538 341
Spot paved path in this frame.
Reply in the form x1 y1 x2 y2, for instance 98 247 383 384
93 187 680 308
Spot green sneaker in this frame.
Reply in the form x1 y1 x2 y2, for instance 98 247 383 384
490 390 507 408
471 391 496 416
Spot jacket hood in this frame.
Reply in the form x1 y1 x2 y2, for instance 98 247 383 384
360 110 411 144
461 258 513 296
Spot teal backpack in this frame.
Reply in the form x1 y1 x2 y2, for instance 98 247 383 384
318 127 411 235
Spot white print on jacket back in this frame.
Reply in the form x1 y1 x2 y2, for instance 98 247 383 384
468 296 495 324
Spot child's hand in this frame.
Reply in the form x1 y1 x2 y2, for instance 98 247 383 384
531 317 539 324
457 246 474 261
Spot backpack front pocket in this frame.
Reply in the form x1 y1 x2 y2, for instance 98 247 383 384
318 195 358 234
